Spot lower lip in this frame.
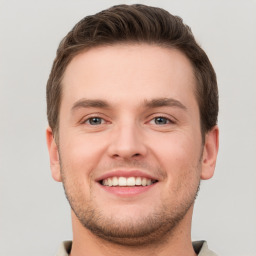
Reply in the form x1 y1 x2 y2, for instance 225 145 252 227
99 183 157 196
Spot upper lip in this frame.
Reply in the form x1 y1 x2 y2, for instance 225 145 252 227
95 170 159 182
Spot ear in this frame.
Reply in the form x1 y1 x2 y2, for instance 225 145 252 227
46 127 62 182
200 126 219 180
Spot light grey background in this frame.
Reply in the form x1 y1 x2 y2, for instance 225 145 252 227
1 0 255 255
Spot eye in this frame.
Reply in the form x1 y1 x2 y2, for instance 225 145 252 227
85 117 105 125
152 116 170 125
149 116 176 126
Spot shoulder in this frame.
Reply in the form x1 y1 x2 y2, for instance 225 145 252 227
193 241 218 256
55 241 72 256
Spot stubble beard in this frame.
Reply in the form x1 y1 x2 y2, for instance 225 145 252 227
60 159 201 246
73 195 198 246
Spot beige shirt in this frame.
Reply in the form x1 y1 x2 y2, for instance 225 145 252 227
56 240 218 256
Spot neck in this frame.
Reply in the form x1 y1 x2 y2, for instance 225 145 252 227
70 207 196 256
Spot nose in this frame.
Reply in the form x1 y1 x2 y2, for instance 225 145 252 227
107 122 147 160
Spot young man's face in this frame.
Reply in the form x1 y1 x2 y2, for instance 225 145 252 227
47 44 218 245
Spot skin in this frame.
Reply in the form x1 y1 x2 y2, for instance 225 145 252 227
46 44 219 256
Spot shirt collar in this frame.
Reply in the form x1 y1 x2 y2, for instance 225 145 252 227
56 240 217 256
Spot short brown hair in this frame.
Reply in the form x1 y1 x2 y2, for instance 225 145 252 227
46 4 218 139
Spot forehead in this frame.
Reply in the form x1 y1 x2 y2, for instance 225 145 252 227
61 43 197 110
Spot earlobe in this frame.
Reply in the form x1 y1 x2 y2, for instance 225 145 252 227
46 127 62 182
200 126 219 180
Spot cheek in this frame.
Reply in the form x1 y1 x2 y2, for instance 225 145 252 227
149 131 202 188
152 135 202 203
151 131 201 167
60 133 108 177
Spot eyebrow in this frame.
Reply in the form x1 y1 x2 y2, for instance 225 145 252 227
143 98 187 110
71 97 187 112
71 99 110 112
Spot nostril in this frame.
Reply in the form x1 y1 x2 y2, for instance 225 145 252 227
112 153 141 158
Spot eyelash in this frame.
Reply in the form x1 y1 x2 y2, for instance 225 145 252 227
148 115 175 125
80 112 108 126
83 116 107 125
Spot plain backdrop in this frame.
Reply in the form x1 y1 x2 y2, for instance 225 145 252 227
0 0 256 255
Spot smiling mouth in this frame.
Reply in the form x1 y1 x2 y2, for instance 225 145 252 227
100 176 158 187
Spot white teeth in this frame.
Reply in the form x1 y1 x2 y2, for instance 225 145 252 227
146 178 152 186
118 177 127 186
101 176 156 187
112 176 118 186
127 177 135 186
107 178 113 187
135 177 141 185
141 178 147 186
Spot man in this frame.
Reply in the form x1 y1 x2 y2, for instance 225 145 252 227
46 4 219 256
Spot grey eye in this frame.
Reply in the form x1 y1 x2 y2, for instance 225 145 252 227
154 117 169 125
88 117 103 125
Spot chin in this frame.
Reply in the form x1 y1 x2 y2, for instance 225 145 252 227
71 197 194 246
